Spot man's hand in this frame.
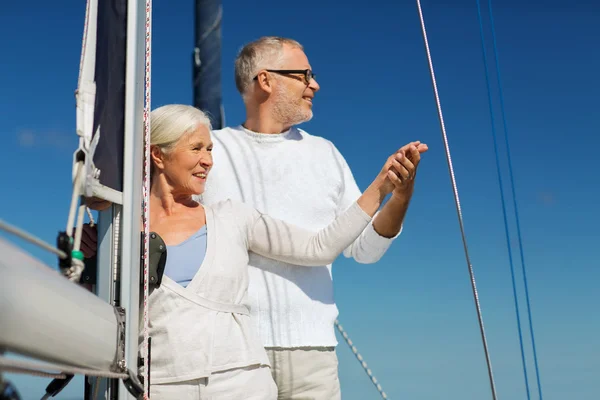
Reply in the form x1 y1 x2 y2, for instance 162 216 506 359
81 223 98 258
84 196 113 211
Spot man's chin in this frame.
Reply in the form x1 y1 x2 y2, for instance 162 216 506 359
292 111 313 126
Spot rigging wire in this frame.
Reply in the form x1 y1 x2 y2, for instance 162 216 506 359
414 1 498 398
474 0 544 397
335 320 388 399
0 219 67 259
474 1 529 398
0 356 128 381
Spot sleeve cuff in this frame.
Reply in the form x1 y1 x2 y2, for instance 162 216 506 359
360 211 402 250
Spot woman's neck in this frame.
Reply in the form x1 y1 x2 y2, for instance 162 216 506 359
150 178 199 217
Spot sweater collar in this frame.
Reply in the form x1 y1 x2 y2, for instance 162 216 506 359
236 125 296 143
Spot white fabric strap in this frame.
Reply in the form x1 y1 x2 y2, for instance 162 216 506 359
161 277 250 315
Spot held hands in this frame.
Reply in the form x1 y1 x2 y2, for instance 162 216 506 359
358 141 427 217
378 141 428 200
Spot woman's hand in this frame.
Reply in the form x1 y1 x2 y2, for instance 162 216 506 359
377 141 428 198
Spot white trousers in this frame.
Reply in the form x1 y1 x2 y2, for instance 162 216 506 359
265 347 341 400
150 364 277 400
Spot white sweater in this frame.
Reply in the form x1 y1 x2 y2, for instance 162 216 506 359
145 199 372 383
199 126 398 348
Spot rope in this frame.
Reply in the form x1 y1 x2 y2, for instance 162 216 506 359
414 1 498 399
92 377 101 400
0 365 66 379
77 0 91 87
0 219 67 259
141 0 153 398
66 162 84 238
86 207 96 226
335 320 388 399
73 203 88 253
474 0 543 398
0 356 128 380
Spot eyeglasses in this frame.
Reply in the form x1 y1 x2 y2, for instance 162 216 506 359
253 69 316 85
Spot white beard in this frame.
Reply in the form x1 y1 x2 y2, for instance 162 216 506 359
272 85 313 128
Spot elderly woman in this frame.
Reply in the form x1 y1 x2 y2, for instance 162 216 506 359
85 103 423 399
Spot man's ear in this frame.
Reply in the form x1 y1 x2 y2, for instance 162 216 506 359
255 70 274 95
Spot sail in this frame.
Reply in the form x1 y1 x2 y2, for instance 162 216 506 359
91 0 128 193
75 0 128 203
193 0 224 129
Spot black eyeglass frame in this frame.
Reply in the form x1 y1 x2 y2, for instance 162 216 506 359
253 69 316 85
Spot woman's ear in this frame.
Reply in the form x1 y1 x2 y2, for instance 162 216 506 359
150 145 165 171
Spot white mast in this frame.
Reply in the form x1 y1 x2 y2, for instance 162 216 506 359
117 0 149 397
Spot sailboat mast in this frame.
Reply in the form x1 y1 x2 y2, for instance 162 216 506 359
118 0 150 397
193 0 224 129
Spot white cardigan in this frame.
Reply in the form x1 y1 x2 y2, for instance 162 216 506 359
142 198 372 384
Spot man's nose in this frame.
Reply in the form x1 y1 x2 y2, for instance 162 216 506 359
309 77 320 92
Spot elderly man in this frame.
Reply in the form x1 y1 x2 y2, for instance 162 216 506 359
199 36 427 399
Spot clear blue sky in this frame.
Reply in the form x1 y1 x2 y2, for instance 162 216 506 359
1 0 599 399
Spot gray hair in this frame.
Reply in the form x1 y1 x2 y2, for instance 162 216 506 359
150 104 212 178
151 104 212 151
234 36 303 98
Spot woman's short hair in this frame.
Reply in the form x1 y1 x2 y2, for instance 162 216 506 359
151 104 212 153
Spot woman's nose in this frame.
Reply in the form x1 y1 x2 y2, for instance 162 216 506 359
201 153 213 167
